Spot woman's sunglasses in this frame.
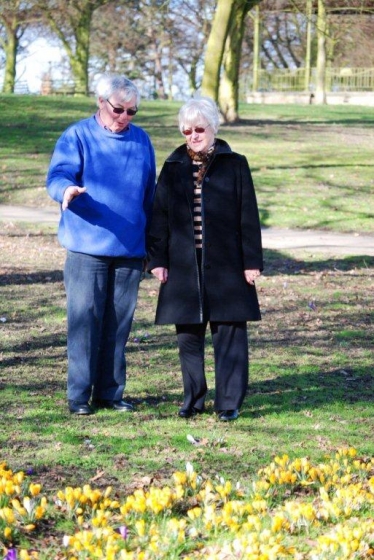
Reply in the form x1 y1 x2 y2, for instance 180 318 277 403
106 98 138 116
182 124 210 136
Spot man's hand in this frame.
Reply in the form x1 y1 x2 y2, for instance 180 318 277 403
62 186 87 211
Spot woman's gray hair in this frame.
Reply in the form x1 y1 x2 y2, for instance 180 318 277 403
178 96 220 135
95 73 140 107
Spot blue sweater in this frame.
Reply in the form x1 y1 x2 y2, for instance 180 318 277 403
46 116 156 258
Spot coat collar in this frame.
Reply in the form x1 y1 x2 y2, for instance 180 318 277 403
166 138 232 163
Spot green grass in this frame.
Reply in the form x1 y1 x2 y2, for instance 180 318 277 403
0 227 373 498
1 95 374 232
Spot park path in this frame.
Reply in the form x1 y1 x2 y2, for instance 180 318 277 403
0 204 373 257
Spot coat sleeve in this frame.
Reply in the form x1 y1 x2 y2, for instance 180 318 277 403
239 155 264 271
146 164 170 270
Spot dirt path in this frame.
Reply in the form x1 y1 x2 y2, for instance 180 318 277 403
1 204 373 257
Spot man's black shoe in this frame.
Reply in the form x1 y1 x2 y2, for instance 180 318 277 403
93 399 134 412
178 407 204 419
218 409 239 422
68 401 94 415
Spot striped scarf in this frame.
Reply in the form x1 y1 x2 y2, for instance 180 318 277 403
187 143 215 249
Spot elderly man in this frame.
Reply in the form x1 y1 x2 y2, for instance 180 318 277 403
47 74 156 415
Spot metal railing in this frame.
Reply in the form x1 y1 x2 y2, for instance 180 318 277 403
247 67 374 92
5 67 374 96
325 67 374 92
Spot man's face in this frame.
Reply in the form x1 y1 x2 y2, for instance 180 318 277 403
99 93 138 132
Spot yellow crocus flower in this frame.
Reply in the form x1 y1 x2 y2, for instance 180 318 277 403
135 519 146 537
29 483 42 496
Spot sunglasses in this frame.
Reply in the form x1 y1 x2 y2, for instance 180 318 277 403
182 124 210 136
106 98 138 116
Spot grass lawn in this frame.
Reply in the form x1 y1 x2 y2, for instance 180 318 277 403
1 225 373 490
0 96 373 556
1 95 374 232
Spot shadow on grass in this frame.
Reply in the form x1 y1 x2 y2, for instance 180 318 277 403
242 366 374 415
261 251 374 275
1 252 372 284
1 364 373 424
225 116 374 127
130 360 374 415
1 248 372 414
0 269 63 286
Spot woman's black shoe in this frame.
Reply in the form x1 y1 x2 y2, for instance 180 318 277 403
178 407 203 418
218 409 239 422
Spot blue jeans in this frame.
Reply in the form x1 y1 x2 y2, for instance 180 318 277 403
64 251 142 403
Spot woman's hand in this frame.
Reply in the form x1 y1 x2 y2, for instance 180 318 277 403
244 269 261 285
151 267 168 283
62 186 87 210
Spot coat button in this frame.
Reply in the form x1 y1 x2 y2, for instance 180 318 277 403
205 177 210 182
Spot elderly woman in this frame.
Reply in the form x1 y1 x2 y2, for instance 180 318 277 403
147 96 263 422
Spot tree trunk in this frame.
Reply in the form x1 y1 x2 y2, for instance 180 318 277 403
72 7 92 95
168 42 173 101
219 1 249 123
252 4 261 92
201 0 237 101
2 24 18 93
304 0 313 92
315 0 327 104
201 0 261 114
152 38 167 100
188 58 199 94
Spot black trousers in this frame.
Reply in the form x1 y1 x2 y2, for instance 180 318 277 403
175 321 249 412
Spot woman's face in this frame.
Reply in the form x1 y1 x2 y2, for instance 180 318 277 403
182 121 215 154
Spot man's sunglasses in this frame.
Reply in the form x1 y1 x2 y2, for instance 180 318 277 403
182 124 210 136
106 98 138 116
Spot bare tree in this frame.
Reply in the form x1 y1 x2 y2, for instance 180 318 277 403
242 0 315 72
170 0 215 96
35 0 114 95
90 1 146 77
325 1 374 67
0 0 41 93
91 0 214 100
4 0 374 100
91 0 170 98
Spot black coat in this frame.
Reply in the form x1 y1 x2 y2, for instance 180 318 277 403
147 139 263 325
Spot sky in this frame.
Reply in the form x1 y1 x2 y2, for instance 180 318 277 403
15 38 64 94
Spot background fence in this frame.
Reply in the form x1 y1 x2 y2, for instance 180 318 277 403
246 67 374 93
7 67 374 98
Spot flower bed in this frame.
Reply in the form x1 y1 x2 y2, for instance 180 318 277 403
1 448 374 559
